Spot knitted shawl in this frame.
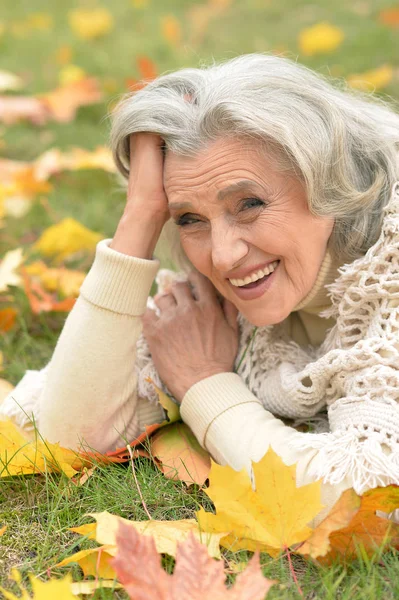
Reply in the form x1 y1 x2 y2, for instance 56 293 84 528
136 181 399 494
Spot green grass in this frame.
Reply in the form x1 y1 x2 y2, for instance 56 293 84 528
1 0 399 596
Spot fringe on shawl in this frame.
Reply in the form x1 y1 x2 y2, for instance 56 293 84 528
290 428 399 495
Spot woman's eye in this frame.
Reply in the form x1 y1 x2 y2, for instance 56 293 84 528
176 214 199 227
241 197 265 210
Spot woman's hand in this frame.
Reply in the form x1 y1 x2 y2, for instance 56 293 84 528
110 133 170 259
142 271 239 403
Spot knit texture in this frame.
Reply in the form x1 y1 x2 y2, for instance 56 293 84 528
135 181 399 494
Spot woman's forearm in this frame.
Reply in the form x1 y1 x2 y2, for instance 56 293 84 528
38 239 163 453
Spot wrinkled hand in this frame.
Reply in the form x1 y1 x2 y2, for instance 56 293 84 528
142 271 239 403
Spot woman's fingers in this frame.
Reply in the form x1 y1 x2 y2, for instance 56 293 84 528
154 293 176 312
187 270 220 305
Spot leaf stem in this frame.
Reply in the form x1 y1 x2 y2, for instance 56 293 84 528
285 546 304 597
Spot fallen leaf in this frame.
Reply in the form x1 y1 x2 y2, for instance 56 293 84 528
161 15 182 46
197 448 323 556
70 580 123 595
126 55 158 90
25 261 86 297
0 418 79 478
22 268 76 314
0 307 17 332
0 70 24 92
0 524 6 536
0 248 24 292
0 570 75 599
68 7 114 40
88 511 224 558
34 218 102 263
40 78 102 122
379 7 399 28
55 45 73 66
59 65 87 86
150 422 211 486
347 64 393 91
0 96 49 125
298 22 344 56
112 523 276 600
319 486 399 563
297 488 361 558
56 546 117 579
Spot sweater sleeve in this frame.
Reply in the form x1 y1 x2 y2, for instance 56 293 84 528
180 373 358 524
0 239 165 453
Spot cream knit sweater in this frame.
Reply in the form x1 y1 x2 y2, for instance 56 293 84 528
1 182 399 523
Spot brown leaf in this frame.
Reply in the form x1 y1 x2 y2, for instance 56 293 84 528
40 78 102 122
297 488 361 558
112 522 275 600
0 307 17 332
379 7 399 28
318 486 399 564
0 96 49 125
150 422 211 486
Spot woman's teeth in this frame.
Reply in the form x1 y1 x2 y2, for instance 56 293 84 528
229 261 279 287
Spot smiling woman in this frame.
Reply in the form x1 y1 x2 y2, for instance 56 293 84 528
2 54 399 526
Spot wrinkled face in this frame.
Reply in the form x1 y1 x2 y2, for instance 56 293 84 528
164 137 335 326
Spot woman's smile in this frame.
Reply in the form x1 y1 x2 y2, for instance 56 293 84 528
165 137 335 327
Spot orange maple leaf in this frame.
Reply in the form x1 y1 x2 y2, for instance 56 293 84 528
21 267 76 314
112 522 276 600
40 77 103 122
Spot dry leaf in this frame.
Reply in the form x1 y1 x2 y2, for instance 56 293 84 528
0 70 24 92
70 580 123 595
0 418 79 478
112 523 276 600
68 7 114 40
59 65 87 86
0 570 75 599
379 7 399 28
40 78 102 122
0 307 17 332
161 15 182 46
25 261 86 298
87 511 224 558
126 55 158 90
197 448 323 556
347 64 393 91
56 546 117 580
0 96 49 125
22 268 76 314
150 422 211 486
0 524 6 536
298 22 344 56
318 486 399 563
297 488 361 558
34 218 102 262
0 248 24 292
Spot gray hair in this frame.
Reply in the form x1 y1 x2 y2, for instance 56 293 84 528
110 53 399 266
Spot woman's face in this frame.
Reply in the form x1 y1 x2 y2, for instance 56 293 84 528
164 137 334 326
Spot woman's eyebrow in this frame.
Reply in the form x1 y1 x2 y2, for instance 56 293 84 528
169 179 263 211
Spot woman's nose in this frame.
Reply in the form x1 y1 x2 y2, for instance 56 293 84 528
211 223 249 273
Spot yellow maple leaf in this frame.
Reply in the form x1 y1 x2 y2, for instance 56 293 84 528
347 64 394 91
298 22 344 56
58 64 87 86
0 570 75 599
0 418 79 478
68 7 114 40
161 15 182 46
69 511 224 558
197 448 323 556
34 218 102 263
25 261 86 297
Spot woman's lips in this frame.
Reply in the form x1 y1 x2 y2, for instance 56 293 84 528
227 261 279 300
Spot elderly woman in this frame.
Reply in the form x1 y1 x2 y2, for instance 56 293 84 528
2 54 399 521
